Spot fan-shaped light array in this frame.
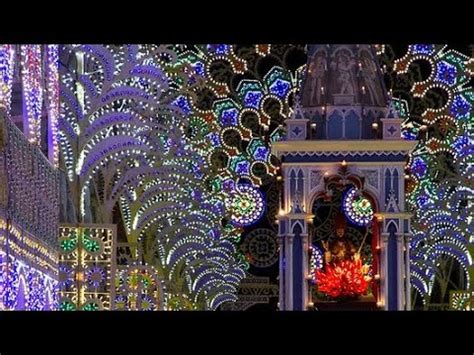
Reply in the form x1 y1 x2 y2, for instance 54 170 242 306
392 44 474 302
59 45 247 310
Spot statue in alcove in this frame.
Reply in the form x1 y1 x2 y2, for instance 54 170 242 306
331 50 355 95
316 203 372 301
322 212 358 265
307 52 327 105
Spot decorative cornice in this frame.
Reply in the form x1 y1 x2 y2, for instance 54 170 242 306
375 212 412 219
272 140 418 158
277 213 315 220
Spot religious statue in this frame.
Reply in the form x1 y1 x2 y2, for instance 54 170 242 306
316 212 372 300
322 212 359 265
359 51 382 105
331 50 355 95
308 52 327 105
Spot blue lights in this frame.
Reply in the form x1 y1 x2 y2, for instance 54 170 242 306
411 44 435 55
435 61 457 86
207 44 230 55
450 94 471 120
411 157 428 179
269 78 291 98
173 95 192 115
244 91 263 109
220 108 239 126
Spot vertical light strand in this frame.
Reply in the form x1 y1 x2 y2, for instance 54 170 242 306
20 45 43 146
0 44 15 114
46 45 60 167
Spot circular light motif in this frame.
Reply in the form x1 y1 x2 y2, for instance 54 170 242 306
82 299 102 311
141 295 155 311
86 266 106 288
59 299 76 311
241 228 278 268
59 233 77 253
226 184 265 227
58 264 74 287
343 188 374 227
115 295 127 310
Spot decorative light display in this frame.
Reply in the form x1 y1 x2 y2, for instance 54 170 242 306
86 266 106 288
389 44 474 304
342 187 374 227
45 45 60 167
309 245 323 284
0 220 58 311
449 291 473 310
58 225 116 310
1 115 60 249
0 103 59 310
20 45 44 146
174 45 303 186
226 183 265 227
59 45 247 310
315 259 370 299
241 228 278 268
114 262 163 311
0 45 15 113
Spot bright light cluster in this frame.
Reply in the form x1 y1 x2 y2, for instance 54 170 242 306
226 183 265 227
0 45 15 113
114 264 164 311
309 245 323 284
0 218 58 310
45 45 60 167
20 45 44 146
0 252 58 310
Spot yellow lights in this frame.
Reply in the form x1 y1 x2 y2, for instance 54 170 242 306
310 123 316 129
374 274 381 280
376 301 384 308
76 271 85 282
278 209 285 217
324 171 329 176
276 176 283 181
341 160 347 167
376 215 383 222
372 122 379 130
307 301 315 308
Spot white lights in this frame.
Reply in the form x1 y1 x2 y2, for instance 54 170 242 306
20 45 44 146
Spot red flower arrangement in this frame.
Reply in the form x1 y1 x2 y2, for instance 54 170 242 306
316 259 369 299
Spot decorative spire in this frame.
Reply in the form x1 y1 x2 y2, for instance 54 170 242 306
301 45 389 108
